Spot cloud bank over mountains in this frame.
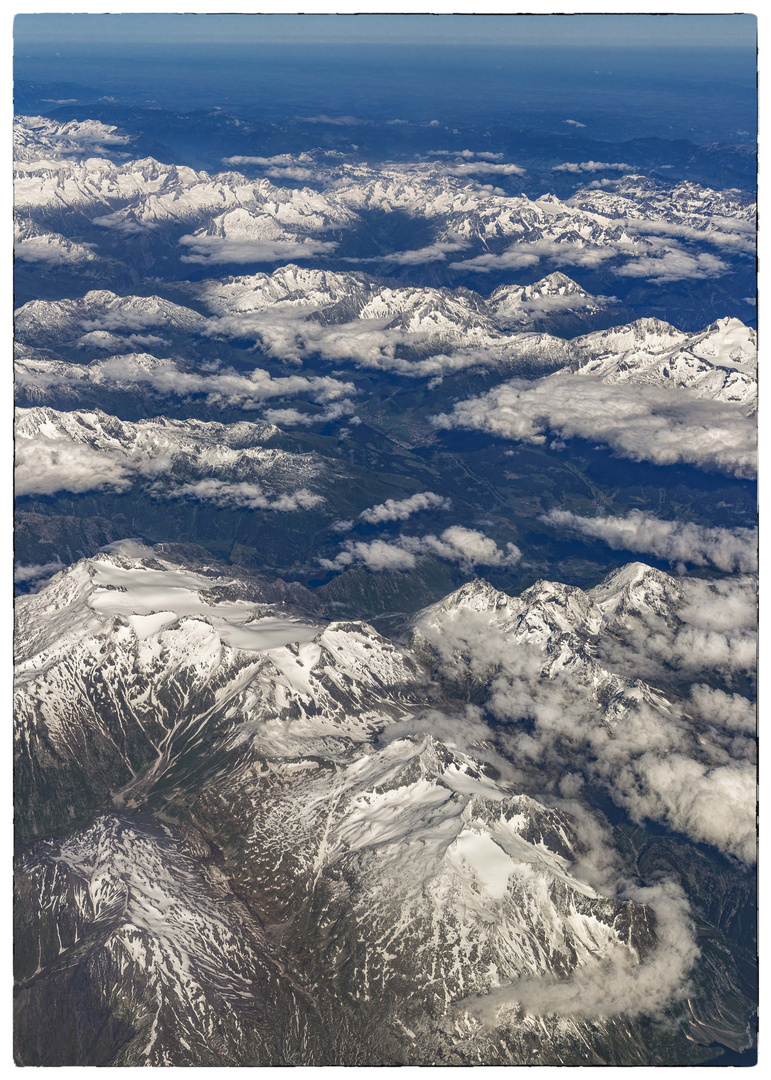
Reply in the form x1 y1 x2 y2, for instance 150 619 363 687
433 373 756 477
415 565 756 864
543 509 757 572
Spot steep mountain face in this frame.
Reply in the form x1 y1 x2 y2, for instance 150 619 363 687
14 546 669 1065
15 814 308 1066
14 545 423 842
14 544 756 1063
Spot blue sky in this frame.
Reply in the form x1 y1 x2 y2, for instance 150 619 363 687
14 13 758 50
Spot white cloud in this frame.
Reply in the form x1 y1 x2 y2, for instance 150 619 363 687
14 234 99 266
206 313 510 380
461 878 697 1023
452 239 624 273
616 249 729 282
596 574 757 684
563 119 586 128
295 114 363 125
15 439 134 496
451 234 731 282
355 238 470 265
433 374 757 478
321 526 521 572
440 162 526 177
321 539 418 573
359 491 451 524
14 559 66 584
688 684 755 734
542 509 757 572
429 150 504 161
623 217 756 256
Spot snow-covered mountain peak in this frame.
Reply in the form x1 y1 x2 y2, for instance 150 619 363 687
523 271 588 297
568 314 757 410
588 562 684 624
689 317 756 368
574 317 686 355
422 579 519 617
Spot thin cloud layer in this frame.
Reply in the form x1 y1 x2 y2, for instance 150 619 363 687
262 400 356 427
16 353 355 410
553 161 632 173
164 479 325 512
14 559 66 584
15 408 329 503
179 235 338 265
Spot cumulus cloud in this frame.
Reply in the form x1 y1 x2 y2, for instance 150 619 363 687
78 305 201 335
688 684 755 734
623 217 756 256
542 509 757 573
14 234 99 266
15 439 134 497
353 238 470 265
78 330 167 350
164 479 324 512
15 407 328 504
553 161 632 173
359 491 451 524
320 526 521 573
91 212 155 235
321 538 419 573
451 233 731 282
432 374 757 478
219 154 339 183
